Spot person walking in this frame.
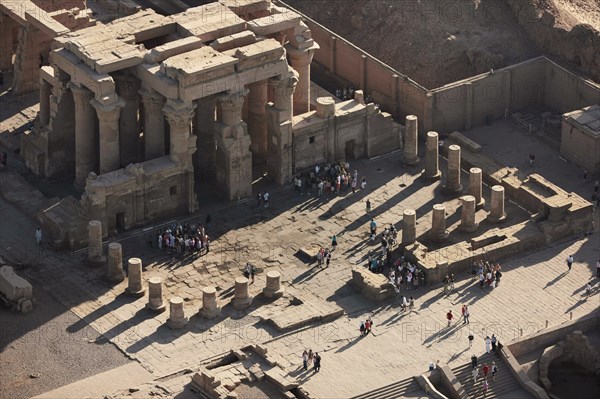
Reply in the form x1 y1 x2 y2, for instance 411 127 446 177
529 153 535 166
331 234 338 251
359 320 366 336
567 255 574 272
472 366 478 384
326 251 331 268
468 334 474 348
462 305 470 324
263 192 270 208
482 363 490 379
409 296 415 312
491 361 498 381
257 192 263 207
35 228 43 246
313 353 321 372
491 334 497 352
366 198 371 213
596 259 600 278
482 379 489 395
308 349 313 366
302 350 309 370
446 310 454 327
471 354 478 369
485 336 492 353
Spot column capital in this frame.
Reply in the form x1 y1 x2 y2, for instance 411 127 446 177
139 87 165 109
163 100 196 129
91 97 125 123
218 88 249 108
269 70 299 96
68 82 94 106
115 74 141 101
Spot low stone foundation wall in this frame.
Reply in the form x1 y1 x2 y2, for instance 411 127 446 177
350 268 395 302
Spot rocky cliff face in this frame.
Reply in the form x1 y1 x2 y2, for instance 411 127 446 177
505 0 600 83
285 0 599 87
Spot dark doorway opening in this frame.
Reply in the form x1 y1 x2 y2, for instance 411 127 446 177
345 140 356 160
116 212 125 232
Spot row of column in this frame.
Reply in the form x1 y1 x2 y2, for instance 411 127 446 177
401 183 507 245
87 220 284 329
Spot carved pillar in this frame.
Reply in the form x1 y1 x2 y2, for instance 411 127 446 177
422 131 440 180
215 90 252 200
286 47 315 115
92 97 125 174
163 100 196 168
402 209 416 245
403 115 420 165
139 88 166 160
430 204 449 242
163 100 198 214
39 79 51 126
459 195 478 232
247 80 268 158
267 70 298 184
115 74 141 166
194 97 217 181
443 144 463 195
487 185 507 223
468 167 485 209
69 82 97 188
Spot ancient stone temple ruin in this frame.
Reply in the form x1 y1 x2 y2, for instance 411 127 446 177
21 0 400 244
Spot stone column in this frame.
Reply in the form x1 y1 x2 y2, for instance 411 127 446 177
139 88 166 160
487 185 507 223
263 271 284 298
286 47 315 114
215 90 252 200
70 82 97 188
126 257 146 296
106 242 125 282
267 71 298 185
468 167 485 209
87 220 105 265
403 115 420 165
167 297 188 329
163 99 196 169
194 97 217 181
0 17 15 71
430 204 449 242
247 80 268 158
232 277 252 309
422 131 441 180
402 209 417 245
443 144 463 195
199 286 221 319
39 79 51 126
459 195 478 232
92 97 125 174
146 277 166 312
116 74 141 166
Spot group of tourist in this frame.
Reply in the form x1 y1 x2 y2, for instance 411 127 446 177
156 222 210 257
471 357 499 394
293 161 367 198
383 256 426 293
301 349 322 372
471 259 502 289
359 315 374 336
335 87 356 101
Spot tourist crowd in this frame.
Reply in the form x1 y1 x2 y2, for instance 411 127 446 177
156 222 211 257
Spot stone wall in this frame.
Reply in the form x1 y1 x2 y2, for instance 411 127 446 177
292 97 401 171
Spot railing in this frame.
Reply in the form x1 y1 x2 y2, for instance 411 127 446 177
504 109 560 150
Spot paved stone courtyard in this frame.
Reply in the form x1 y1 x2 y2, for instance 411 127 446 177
1 119 599 398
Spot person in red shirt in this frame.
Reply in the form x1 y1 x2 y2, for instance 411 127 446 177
482 363 490 379
446 310 454 327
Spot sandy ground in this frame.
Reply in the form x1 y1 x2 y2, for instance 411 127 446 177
0 276 131 399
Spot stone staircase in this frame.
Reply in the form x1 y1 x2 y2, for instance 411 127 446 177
350 376 423 399
451 353 533 399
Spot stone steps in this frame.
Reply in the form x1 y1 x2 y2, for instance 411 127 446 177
451 353 533 399
350 376 422 399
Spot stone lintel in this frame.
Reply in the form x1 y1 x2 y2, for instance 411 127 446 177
25 10 69 38
51 48 116 99
143 36 204 64
223 38 285 72
247 12 302 36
